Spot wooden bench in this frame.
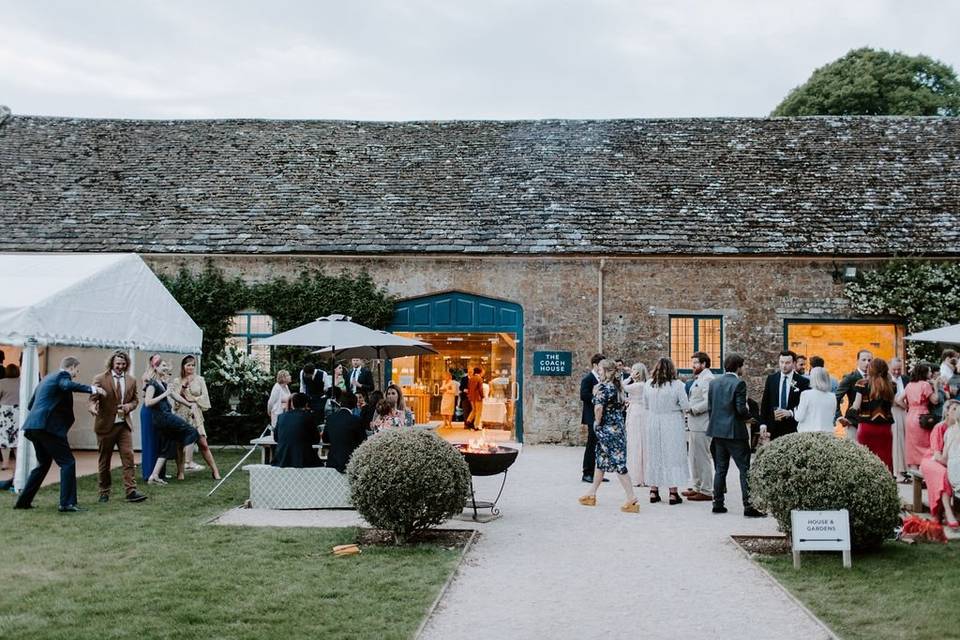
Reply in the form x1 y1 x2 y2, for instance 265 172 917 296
909 468 925 513
243 464 352 509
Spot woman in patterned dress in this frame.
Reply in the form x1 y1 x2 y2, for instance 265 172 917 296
0 364 21 470
173 355 220 479
578 359 639 512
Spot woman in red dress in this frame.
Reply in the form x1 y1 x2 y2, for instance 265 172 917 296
852 358 896 473
903 363 940 470
919 399 960 527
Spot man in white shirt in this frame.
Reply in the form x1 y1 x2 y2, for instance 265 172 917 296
347 358 375 395
684 352 714 501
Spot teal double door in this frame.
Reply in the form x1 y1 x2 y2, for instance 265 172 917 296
388 291 524 442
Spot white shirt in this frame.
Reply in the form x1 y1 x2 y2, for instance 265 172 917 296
350 367 361 392
794 389 837 433
111 372 126 423
777 372 796 409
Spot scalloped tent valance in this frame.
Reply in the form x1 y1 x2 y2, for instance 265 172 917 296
0 252 201 353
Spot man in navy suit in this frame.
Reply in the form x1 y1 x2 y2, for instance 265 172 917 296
580 353 605 483
759 350 809 440
15 356 106 512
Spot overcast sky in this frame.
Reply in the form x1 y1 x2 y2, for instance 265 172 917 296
2 0 958 121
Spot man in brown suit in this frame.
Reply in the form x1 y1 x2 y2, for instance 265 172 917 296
89 351 147 503
465 367 485 431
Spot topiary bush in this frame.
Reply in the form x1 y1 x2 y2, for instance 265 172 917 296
347 430 472 544
750 433 901 550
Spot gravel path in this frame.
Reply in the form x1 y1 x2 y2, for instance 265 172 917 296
214 445 834 639
419 445 833 640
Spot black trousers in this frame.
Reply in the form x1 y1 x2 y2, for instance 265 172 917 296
711 437 751 508
582 422 597 474
15 430 78 509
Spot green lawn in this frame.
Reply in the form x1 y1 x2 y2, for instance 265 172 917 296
757 542 960 640
0 451 465 640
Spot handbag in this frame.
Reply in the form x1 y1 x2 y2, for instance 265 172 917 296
918 413 938 430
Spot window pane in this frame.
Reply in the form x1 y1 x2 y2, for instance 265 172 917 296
249 314 274 335
249 344 271 370
229 315 246 335
670 317 695 366
697 318 722 366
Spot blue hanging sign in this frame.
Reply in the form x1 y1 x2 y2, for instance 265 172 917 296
533 351 572 376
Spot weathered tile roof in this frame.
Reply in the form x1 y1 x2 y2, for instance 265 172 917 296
0 109 958 256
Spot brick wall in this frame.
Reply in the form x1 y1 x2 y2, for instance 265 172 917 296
146 254 886 445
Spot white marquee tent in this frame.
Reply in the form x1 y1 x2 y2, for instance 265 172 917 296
0 253 201 491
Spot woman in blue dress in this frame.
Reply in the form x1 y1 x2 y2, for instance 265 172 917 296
145 360 201 485
579 359 639 512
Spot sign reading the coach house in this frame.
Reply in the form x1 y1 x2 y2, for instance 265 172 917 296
533 351 572 376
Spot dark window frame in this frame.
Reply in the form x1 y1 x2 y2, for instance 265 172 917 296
669 314 724 374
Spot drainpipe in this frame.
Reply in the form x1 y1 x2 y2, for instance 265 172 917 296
598 259 605 354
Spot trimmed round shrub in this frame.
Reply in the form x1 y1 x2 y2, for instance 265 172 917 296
347 429 472 544
749 433 901 550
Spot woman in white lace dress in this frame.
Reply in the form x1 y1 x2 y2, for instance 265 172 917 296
623 363 649 487
642 357 690 505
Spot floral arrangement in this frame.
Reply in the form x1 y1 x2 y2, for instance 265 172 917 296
206 345 272 403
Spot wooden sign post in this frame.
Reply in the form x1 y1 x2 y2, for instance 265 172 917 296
790 509 852 569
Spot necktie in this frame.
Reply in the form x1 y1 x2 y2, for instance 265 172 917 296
779 376 788 409
352 368 359 389
114 375 123 399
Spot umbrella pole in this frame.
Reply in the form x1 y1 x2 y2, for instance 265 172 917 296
207 425 270 497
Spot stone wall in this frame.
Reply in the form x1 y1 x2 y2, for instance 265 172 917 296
146 254 887 445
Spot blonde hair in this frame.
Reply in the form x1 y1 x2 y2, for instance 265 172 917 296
597 359 625 400
276 369 291 384
809 367 831 393
630 362 649 382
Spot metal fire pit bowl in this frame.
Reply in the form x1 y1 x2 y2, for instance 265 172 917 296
455 444 519 521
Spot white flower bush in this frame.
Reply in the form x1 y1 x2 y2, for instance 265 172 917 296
206 345 272 402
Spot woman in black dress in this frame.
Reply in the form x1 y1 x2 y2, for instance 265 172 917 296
145 360 201 485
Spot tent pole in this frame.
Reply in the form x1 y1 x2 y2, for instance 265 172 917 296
13 338 40 493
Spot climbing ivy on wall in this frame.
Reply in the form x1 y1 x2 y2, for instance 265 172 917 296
158 261 397 372
845 261 960 362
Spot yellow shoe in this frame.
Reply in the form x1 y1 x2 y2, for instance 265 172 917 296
578 495 596 507
621 500 640 513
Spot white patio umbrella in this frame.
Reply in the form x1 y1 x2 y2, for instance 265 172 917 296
311 331 438 359
905 324 960 343
253 314 391 350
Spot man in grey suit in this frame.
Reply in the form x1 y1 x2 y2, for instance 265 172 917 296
706 353 765 518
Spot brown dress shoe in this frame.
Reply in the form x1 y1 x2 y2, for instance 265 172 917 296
681 489 697 497
688 492 713 501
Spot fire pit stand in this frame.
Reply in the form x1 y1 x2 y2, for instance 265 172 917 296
455 444 519 522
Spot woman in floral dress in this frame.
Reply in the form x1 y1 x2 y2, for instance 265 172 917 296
578 359 639 512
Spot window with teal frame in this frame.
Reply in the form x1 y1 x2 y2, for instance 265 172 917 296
227 310 275 369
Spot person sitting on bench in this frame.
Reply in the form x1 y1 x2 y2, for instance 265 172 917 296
323 392 367 473
273 393 321 468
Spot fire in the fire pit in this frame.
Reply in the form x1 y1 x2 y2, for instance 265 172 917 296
463 430 500 454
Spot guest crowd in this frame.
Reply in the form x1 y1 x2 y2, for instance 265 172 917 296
4 352 401 512
578 347 960 529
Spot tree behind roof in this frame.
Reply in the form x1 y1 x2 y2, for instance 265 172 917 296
772 47 960 116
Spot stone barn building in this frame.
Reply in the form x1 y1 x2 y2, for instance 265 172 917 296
1 106 958 445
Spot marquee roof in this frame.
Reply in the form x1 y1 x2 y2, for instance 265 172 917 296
0 252 202 353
